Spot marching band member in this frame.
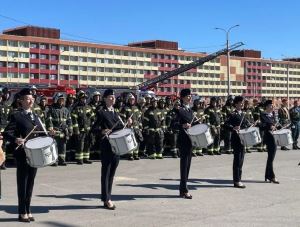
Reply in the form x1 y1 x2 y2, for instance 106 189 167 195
172 89 194 199
225 96 251 188
260 100 280 184
93 89 132 210
3 88 49 222
0 133 5 198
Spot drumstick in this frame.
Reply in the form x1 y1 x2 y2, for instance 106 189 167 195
15 125 37 150
123 113 133 129
238 113 245 127
101 118 122 139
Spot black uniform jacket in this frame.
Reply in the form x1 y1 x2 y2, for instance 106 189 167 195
4 109 46 160
172 104 194 148
93 105 124 153
225 110 251 143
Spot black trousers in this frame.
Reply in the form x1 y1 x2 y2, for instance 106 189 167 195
264 133 277 179
179 145 192 194
16 157 37 214
231 134 245 183
101 147 120 202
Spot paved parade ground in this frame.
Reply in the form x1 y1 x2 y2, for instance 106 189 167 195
0 150 300 227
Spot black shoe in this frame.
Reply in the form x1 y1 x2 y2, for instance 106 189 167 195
265 178 280 184
28 214 35 222
197 153 204 156
58 161 67 166
51 162 58 167
180 192 192 199
281 146 290 151
215 151 222 155
172 154 178 158
134 156 140 160
77 161 83 165
104 202 116 210
0 164 6 170
234 182 246 189
192 153 197 157
18 215 30 222
246 149 252 153
128 156 134 161
83 159 93 164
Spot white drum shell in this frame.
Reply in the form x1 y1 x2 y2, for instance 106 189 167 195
187 124 213 148
273 129 293 146
238 127 262 146
109 129 138 155
24 137 58 168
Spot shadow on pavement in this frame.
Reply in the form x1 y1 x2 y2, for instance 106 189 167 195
0 204 99 215
160 178 266 184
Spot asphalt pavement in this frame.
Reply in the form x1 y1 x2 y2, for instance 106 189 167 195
0 149 300 227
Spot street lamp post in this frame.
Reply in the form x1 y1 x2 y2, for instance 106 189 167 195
215 25 240 96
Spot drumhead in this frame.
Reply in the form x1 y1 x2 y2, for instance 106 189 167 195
239 127 258 133
109 129 132 138
273 129 291 135
25 137 54 149
187 124 208 135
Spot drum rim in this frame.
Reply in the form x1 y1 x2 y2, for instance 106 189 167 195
187 123 209 135
24 136 55 149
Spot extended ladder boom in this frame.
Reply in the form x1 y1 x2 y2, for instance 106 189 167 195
136 42 244 90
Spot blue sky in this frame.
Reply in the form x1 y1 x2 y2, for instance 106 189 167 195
0 0 299 59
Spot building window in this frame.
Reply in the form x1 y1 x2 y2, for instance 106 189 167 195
30 43 38 48
50 65 57 70
40 44 47 49
8 41 18 47
40 54 48 59
40 64 48 70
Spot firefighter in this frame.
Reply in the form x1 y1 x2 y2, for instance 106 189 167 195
89 91 102 156
46 93 73 166
205 97 222 155
29 85 45 122
221 95 235 154
143 97 164 159
165 96 173 113
144 94 151 108
89 91 102 111
289 100 300 150
243 99 255 153
71 91 94 164
165 99 180 158
137 97 148 157
120 93 143 160
0 90 11 169
253 97 267 152
191 98 206 156
66 94 76 113
114 96 124 113
158 98 168 142
38 95 49 119
278 98 291 150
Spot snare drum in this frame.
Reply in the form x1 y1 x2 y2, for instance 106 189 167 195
273 129 293 146
187 124 213 148
24 137 58 168
109 129 138 155
238 127 261 146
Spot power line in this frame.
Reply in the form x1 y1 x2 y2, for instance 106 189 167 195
0 13 126 46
